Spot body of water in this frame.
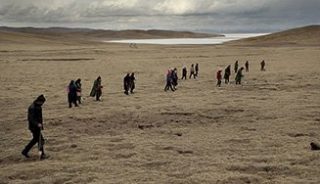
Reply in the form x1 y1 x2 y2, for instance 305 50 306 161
106 33 268 45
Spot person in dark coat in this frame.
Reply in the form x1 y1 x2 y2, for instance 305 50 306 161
164 70 175 92
189 64 196 79
90 76 103 101
129 73 135 94
123 73 131 95
261 60 266 71
310 142 320 150
181 66 187 80
234 60 239 73
22 95 48 160
171 68 178 90
224 65 231 84
245 61 249 72
195 63 199 77
68 80 78 108
75 78 82 104
216 70 222 87
235 67 244 85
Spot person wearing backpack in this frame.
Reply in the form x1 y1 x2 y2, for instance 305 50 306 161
90 76 103 101
235 67 245 85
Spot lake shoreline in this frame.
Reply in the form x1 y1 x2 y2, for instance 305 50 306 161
105 33 269 45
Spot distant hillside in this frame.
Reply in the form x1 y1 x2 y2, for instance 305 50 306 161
0 27 221 44
229 25 320 46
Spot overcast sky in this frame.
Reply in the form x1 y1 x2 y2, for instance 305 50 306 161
0 0 319 33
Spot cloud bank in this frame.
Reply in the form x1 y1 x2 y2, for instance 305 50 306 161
0 0 319 32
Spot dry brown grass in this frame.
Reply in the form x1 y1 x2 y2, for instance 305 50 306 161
0 28 320 183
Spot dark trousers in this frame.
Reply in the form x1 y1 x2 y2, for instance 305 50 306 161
23 129 44 154
172 79 178 89
124 85 129 95
236 80 241 85
130 83 135 93
68 93 78 107
225 77 230 84
189 72 196 79
96 90 102 101
164 81 175 91
181 74 187 80
217 80 222 87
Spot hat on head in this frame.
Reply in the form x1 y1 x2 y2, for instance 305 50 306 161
36 94 46 102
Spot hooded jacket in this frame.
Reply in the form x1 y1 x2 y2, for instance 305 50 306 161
28 95 45 131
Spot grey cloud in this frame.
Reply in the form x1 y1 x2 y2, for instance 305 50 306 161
0 0 319 32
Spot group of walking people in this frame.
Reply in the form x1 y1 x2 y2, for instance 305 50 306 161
68 76 104 106
22 60 267 160
22 76 104 159
67 79 82 108
164 68 179 91
165 63 199 92
216 60 266 87
68 73 136 107
181 63 199 80
123 73 136 95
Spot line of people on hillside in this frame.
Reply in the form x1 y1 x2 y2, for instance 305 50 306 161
181 63 199 80
23 60 267 160
165 63 199 92
216 60 266 87
68 77 106 107
66 60 265 106
66 63 201 104
68 76 103 107
67 73 136 108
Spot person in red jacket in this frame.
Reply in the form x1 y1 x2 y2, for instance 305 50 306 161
216 69 222 87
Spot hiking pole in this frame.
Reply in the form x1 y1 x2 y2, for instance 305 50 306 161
38 130 42 159
38 130 42 160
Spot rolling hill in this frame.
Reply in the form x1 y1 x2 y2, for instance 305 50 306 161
0 27 221 45
229 25 320 46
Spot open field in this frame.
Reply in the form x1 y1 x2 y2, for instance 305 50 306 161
0 27 320 183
